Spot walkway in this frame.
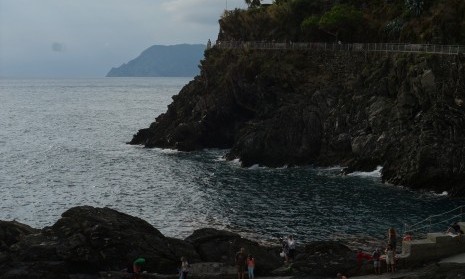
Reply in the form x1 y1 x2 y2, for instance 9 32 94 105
214 41 465 55
348 251 465 279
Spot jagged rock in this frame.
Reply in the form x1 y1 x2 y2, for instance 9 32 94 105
0 206 182 278
129 48 465 196
0 207 281 278
3 206 463 278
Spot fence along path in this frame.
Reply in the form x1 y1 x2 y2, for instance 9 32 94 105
214 41 465 55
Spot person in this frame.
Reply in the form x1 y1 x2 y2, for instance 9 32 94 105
287 235 296 262
372 248 381 275
387 227 397 252
180 256 189 279
403 231 413 242
447 222 464 235
132 258 145 279
235 247 247 279
281 236 290 264
247 254 255 279
356 249 371 273
337 272 348 279
385 244 395 272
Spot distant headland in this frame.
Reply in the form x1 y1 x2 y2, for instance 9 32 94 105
106 44 206 77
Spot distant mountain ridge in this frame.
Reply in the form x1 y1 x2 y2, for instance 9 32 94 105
106 44 205 77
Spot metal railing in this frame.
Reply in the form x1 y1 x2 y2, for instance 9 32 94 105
404 205 465 238
214 41 465 55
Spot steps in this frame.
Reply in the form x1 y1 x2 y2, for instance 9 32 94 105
401 222 465 264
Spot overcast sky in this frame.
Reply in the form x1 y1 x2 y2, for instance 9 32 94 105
0 0 250 78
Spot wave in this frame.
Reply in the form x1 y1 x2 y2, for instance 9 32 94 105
348 166 383 178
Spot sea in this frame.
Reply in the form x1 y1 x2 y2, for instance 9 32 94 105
1 77 464 249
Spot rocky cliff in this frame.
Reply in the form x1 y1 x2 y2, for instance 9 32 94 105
129 46 465 196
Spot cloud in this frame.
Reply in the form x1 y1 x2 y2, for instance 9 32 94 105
0 0 247 77
163 0 246 25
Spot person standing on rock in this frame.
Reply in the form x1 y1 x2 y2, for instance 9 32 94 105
235 247 247 279
387 227 397 252
180 256 189 279
281 236 290 264
287 235 296 263
385 244 395 272
372 248 381 275
247 254 255 279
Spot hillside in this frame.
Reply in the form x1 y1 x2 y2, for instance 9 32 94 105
106 44 205 77
128 0 465 196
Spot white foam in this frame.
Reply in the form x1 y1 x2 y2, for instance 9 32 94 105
157 148 180 154
231 158 241 164
348 166 382 178
316 166 343 171
248 164 261 170
432 191 449 197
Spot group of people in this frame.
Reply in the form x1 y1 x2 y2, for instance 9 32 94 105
234 235 296 279
355 227 400 276
235 247 256 279
129 222 464 279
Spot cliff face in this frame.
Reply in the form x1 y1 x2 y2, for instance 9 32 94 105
129 47 465 196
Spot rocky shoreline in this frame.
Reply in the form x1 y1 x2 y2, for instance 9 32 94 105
2 206 465 279
0 206 357 279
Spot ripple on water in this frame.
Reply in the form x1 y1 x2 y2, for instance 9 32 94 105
1 78 464 246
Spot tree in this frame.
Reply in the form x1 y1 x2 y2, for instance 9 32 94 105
318 4 363 41
245 0 261 8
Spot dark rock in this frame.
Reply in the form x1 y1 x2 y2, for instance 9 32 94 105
276 241 357 277
0 207 284 278
0 220 38 250
185 228 282 275
0 206 181 278
129 48 465 196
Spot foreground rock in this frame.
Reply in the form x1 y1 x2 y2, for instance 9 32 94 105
0 206 355 279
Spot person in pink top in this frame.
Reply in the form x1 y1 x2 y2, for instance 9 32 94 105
247 254 255 279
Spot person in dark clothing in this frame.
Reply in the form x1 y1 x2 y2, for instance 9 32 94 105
235 247 247 279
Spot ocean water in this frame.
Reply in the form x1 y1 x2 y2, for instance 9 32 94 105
1 77 464 249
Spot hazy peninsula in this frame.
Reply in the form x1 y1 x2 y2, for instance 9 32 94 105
106 44 205 77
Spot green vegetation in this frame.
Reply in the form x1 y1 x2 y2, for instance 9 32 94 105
306 4 364 41
245 0 262 8
220 0 465 44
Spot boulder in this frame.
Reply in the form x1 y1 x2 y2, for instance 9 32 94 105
185 228 282 275
1 206 181 278
286 241 357 277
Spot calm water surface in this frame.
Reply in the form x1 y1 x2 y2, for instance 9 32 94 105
0 77 463 248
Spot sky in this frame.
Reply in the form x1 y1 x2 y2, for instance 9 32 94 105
0 0 251 78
